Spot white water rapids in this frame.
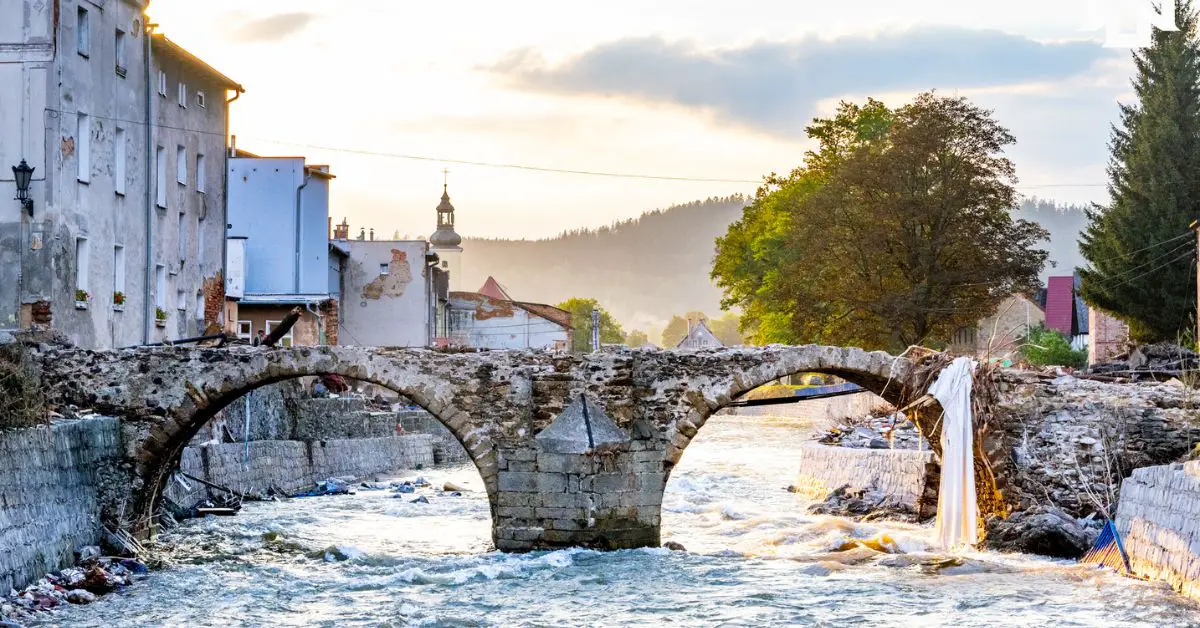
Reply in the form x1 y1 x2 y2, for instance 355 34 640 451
30 413 1199 627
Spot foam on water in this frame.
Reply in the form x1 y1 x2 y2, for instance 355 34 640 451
26 414 1200 627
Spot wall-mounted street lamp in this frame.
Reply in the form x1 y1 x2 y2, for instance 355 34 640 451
11 159 34 217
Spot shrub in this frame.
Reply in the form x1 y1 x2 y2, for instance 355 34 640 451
1022 323 1087 369
0 342 46 429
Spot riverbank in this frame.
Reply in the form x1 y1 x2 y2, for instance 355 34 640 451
17 412 1196 627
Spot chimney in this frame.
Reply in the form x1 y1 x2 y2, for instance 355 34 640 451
333 218 349 240
369 228 375 241
358 228 365 240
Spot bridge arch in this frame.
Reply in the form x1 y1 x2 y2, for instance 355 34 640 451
662 345 914 470
45 345 502 535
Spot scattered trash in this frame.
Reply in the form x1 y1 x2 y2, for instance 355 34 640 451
392 482 416 494
413 476 430 487
293 478 355 498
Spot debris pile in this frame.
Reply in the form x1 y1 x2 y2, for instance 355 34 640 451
816 410 928 450
805 485 923 523
1 549 148 624
1089 342 1200 380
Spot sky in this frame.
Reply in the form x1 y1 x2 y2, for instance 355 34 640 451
146 0 1147 240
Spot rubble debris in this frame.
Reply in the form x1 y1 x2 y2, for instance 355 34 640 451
1089 342 1200 380
1 553 149 624
806 485 922 523
816 411 928 450
983 506 1101 559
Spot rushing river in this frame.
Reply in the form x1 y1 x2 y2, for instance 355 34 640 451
31 414 1200 627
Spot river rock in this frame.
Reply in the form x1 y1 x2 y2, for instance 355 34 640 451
66 589 96 605
983 506 1099 558
443 481 466 492
663 541 687 552
807 485 921 523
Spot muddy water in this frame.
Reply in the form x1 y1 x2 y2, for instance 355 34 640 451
32 414 1200 627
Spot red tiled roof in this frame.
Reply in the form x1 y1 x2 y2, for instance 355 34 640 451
478 276 511 301
1045 276 1075 335
514 302 572 331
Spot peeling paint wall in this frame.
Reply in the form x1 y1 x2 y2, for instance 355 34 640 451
0 0 228 349
339 240 431 347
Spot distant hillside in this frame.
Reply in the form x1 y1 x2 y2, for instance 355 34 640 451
460 196 745 330
459 195 1092 330
1012 197 1090 280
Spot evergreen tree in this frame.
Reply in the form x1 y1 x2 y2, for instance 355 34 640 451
1080 2 1200 342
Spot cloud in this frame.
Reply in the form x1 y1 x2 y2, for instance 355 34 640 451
228 12 315 43
491 29 1115 136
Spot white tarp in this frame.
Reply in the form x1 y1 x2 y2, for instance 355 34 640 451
929 356 979 550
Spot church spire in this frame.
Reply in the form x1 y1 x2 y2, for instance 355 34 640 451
429 173 462 249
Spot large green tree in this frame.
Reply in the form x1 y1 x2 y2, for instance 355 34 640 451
556 297 625 352
1080 2 1200 342
713 93 1048 352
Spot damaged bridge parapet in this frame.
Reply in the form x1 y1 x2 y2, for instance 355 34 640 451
36 343 916 550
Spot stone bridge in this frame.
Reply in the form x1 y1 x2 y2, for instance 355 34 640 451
39 344 914 551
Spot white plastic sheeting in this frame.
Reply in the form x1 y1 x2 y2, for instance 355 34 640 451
929 356 979 550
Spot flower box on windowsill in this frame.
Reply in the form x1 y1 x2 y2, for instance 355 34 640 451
75 301 89 310
155 319 167 328
112 304 124 312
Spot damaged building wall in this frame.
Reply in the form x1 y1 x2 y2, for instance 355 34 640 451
448 292 569 350
339 240 431 347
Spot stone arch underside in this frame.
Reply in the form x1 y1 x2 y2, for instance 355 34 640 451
661 345 915 469
39 346 506 535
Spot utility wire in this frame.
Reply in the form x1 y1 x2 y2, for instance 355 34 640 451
44 106 1110 189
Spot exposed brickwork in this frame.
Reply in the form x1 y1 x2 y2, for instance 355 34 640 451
320 298 339 346
202 272 224 328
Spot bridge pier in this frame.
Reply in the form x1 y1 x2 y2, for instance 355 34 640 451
493 441 666 551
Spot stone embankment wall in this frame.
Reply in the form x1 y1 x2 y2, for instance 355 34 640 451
722 392 884 424
996 375 1195 519
793 442 935 510
165 434 435 508
397 409 469 463
0 419 121 593
1115 461 1200 600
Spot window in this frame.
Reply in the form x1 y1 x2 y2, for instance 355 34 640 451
115 29 127 76
157 71 167 97
379 263 390 275
197 91 206 108
177 82 187 108
266 320 294 347
196 154 206 193
195 292 204 320
154 265 166 309
76 113 90 183
176 145 186 184
75 238 89 293
236 321 252 340
176 289 187 311
114 127 126 195
113 246 125 300
155 146 166 207
196 216 205 260
177 212 187 261
77 7 89 58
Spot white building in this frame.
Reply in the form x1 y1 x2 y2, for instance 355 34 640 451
333 233 447 348
676 319 723 350
447 276 571 350
0 1 240 348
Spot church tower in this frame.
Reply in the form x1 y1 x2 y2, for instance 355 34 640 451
428 177 463 291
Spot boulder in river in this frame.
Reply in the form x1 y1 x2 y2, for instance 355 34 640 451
66 589 96 605
983 506 1099 558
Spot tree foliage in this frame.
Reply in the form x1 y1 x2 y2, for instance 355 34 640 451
624 329 650 347
712 92 1048 352
1080 2 1200 343
661 311 746 347
1021 324 1088 369
556 297 625 352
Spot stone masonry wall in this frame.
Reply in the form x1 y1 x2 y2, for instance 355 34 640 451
397 409 469 464
792 441 935 510
1115 461 1200 600
0 419 122 593
164 434 434 509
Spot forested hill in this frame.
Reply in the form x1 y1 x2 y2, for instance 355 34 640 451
458 195 1090 331
459 196 746 331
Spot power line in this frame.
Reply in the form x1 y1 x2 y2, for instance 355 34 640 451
43 106 1113 189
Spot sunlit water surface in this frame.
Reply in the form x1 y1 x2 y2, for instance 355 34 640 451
31 414 1200 627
